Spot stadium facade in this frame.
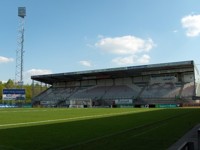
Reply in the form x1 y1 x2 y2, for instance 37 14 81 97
31 60 200 108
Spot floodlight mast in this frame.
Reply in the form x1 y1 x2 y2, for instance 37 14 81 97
15 7 26 88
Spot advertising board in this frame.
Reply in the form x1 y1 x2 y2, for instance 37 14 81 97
2 89 26 100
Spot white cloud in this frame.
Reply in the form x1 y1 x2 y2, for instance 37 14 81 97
26 69 52 76
24 69 53 84
112 56 135 65
79 60 92 67
112 54 150 66
0 56 14 63
97 34 104 39
1 80 7 83
94 35 154 66
137 54 150 64
181 14 200 37
95 35 154 55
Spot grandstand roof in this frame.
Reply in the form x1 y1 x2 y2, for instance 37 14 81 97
31 60 195 85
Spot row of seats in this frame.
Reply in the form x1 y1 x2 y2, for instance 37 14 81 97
33 82 196 105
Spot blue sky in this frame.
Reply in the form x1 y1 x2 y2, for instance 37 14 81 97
1 0 200 84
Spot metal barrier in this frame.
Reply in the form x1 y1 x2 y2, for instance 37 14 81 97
178 128 200 150
198 128 200 150
178 142 194 150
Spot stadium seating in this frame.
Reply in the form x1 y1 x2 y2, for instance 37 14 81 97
140 83 179 99
32 80 197 107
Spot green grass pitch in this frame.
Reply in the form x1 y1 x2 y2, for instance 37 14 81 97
0 108 200 150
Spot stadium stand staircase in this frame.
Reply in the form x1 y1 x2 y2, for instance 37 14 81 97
178 83 184 98
135 83 147 99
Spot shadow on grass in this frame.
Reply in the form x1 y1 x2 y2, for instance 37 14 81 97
0 108 200 150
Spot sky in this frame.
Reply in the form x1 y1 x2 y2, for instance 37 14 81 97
1 0 200 84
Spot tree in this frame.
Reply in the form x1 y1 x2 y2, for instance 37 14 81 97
0 79 48 103
0 81 4 99
5 79 15 89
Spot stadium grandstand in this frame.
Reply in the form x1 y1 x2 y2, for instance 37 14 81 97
31 60 200 108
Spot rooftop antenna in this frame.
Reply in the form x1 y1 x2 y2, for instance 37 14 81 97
15 7 26 87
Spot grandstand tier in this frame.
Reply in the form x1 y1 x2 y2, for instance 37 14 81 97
31 60 200 107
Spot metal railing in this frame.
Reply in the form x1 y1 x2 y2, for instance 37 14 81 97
178 128 200 150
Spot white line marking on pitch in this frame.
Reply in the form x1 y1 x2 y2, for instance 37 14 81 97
0 109 48 113
0 110 150 128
